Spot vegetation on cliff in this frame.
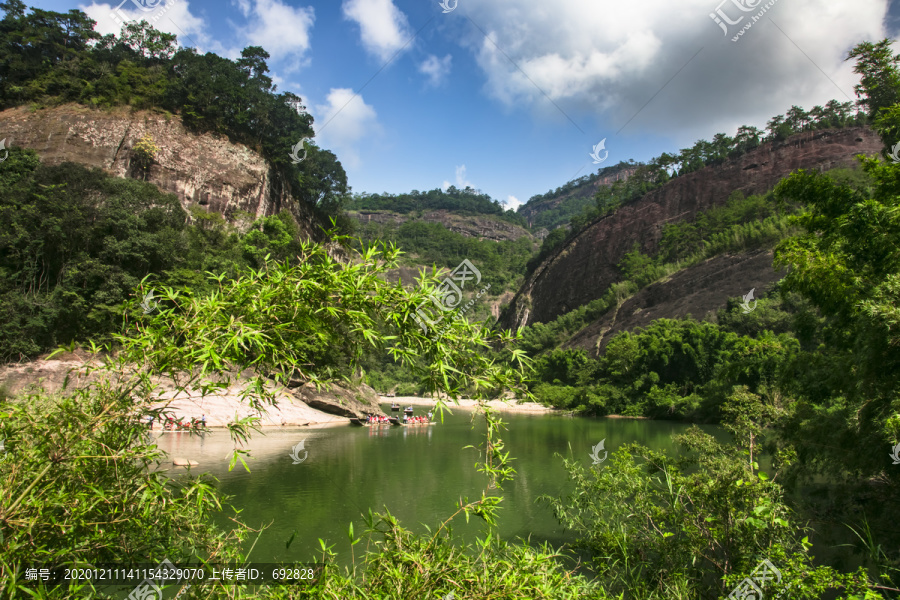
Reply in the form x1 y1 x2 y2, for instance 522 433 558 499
0 0 349 220
347 186 525 226
522 100 867 271
0 149 312 360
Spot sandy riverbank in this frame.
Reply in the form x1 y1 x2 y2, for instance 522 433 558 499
148 393 350 428
382 396 558 413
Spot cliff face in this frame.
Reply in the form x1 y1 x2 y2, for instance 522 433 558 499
0 103 320 237
349 209 533 243
502 127 883 329
565 250 784 355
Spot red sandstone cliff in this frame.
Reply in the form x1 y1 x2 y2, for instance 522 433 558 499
0 103 321 238
501 127 883 329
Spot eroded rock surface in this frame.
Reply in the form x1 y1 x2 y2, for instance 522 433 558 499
502 127 882 329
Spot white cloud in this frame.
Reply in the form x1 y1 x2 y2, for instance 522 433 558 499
342 0 412 63
82 0 206 40
442 165 475 191
236 0 315 62
312 88 380 169
459 0 888 137
504 195 522 211
84 0 314 65
419 54 452 87
233 0 251 17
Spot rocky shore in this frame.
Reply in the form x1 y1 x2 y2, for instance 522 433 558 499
0 351 387 427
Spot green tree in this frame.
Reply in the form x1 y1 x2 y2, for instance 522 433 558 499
773 158 900 481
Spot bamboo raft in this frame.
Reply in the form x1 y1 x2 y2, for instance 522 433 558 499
350 418 398 427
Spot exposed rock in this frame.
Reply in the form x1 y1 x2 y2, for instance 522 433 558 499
502 127 882 329
172 458 199 467
0 103 320 238
293 382 385 419
0 356 352 427
565 250 785 355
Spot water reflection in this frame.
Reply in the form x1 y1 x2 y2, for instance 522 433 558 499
152 407 720 568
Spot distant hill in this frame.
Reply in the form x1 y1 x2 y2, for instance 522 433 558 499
346 188 536 318
517 162 638 231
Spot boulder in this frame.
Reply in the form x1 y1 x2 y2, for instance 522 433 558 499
293 382 384 419
172 458 199 467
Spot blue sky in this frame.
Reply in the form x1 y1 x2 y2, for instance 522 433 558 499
27 0 900 209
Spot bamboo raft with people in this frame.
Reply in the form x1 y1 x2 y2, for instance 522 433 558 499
350 415 398 426
349 413 436 427
149 415 207 432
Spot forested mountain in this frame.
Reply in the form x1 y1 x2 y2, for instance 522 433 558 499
518 100 865 237
348 186 524 225
0 0 349 221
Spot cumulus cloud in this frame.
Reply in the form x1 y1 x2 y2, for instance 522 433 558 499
442 165 476 191
82 0 314 64
235 0 315 61
460 0 888 138
313 88 380 169
342 0 412 63
419 54 452 87
82 0 206 40
504 195 522 211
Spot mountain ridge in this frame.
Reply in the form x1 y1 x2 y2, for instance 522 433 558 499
500 125 882 330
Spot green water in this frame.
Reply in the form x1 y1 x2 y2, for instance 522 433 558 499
153 405 723 566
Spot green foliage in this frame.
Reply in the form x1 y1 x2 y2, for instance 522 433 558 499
0 367 252 598
527 317 800 421
541 422 878 599
299 509 600 599
354 219 534 295
520 191 801 356
520 101 864 248
0 152 314 361
772 157 900 482
522 161 637 231
130 132 158 179
348 186 525 226
0 150 189 359
0 6 347 223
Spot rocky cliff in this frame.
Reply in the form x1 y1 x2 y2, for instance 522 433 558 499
565 250 784 356
501 127 882 329
0 103 320 237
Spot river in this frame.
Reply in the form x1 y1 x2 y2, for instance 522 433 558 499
152 403 724 568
